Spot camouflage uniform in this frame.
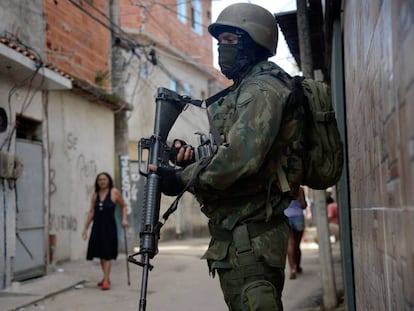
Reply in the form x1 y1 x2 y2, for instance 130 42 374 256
181 61 294 311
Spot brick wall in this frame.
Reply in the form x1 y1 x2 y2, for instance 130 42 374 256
44 0 111 88
343 0 414 309
119 0 214 71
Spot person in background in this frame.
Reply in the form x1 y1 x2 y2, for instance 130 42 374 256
82 172 128 290
304 193 314 227
284 187 307 280
326 196 339 242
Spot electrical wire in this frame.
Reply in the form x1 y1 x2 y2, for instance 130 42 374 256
65 0 160 78
69 0 150 48
67 0 214 89
59 0 214 106
0 62 44 151
127 0 211 50
2 180 7 288
133 0 210 30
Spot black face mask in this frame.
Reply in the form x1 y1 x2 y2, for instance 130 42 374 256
218 44 239 79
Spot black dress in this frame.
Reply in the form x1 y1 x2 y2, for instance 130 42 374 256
86 189 118 260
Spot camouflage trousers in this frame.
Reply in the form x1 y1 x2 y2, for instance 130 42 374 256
207 218 289 311
218 264 285 311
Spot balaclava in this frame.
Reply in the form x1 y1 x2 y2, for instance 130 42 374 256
218 28 270 80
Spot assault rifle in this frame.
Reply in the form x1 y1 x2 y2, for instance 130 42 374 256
128 87 204 311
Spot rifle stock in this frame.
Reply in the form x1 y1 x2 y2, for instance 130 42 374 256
129 87 201 311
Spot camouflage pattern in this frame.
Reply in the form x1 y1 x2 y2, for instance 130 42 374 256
219 266 285 311
180 60 295 310
181 61 299 223
207 219 289 310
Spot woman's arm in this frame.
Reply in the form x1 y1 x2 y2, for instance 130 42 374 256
113 188 128 227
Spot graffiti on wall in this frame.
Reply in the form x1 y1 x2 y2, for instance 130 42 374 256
76 154 97 199
48 133 98 199
49 142 57 196
49 213 78 232
130 171 139 202
119 155 132 214
66 132 78 151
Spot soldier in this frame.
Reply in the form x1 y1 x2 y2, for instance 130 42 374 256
152 3 299 310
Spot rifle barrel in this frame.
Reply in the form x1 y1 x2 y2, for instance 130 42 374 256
139 253 150 311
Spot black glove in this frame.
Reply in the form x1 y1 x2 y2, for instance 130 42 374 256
156 166 185 196
169 139 195 168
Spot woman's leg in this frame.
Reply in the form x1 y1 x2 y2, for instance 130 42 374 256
287 230 297 279
97 259 105 285
102 259 111 283
293 229 304 272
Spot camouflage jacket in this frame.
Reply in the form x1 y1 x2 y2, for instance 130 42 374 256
181 61 294 228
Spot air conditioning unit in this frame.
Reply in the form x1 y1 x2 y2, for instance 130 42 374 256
0 151 15 178
13 155 24 179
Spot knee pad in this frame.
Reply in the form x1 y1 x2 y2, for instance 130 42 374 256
241 280 280 311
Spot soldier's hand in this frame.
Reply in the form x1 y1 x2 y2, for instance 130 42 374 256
170 139 195 167
148 164 185 196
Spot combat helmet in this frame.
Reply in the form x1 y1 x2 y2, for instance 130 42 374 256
208 3 278 56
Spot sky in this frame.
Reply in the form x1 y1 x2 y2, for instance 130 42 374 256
210 0 299 75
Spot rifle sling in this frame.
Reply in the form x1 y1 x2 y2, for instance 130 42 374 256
160 157 213 227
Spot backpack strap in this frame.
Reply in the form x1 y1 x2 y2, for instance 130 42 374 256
276 160 290 193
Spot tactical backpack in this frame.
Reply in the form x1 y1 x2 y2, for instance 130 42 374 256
276 75 344 191
201 69 344 199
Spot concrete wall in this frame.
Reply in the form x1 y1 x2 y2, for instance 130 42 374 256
125 50 211 243
0 0 44 56
126 51 210 145
47 91 115 261
343 0 414 309
119 0 215 242
0 73 43 287
0 72 116 286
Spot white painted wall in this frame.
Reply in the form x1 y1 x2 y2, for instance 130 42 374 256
47 91 115 261
0 73 46 285
125 51 211 240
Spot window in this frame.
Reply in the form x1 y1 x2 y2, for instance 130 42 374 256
16 115 42 141
191 0 202 35
182 83 192 96
177 0 187 24
170 79 178 92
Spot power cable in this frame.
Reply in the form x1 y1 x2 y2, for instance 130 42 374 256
65 0 211 104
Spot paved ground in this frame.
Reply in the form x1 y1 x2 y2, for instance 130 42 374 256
0 229 344 311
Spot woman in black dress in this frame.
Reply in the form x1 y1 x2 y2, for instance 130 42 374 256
82 172 128 290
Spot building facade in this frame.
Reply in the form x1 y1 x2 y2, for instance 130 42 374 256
0 0 223 289
0 0 121 287
278 0 414 309
342 0 414 309
116 0 223 243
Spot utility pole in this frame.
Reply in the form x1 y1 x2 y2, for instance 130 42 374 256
296 0 338 309
109 0 135 248
296 0 313 78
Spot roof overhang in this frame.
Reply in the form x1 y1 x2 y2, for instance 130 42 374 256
0 42 72 90
275 0 326 77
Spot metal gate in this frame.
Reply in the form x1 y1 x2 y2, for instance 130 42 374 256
13 139 45 281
